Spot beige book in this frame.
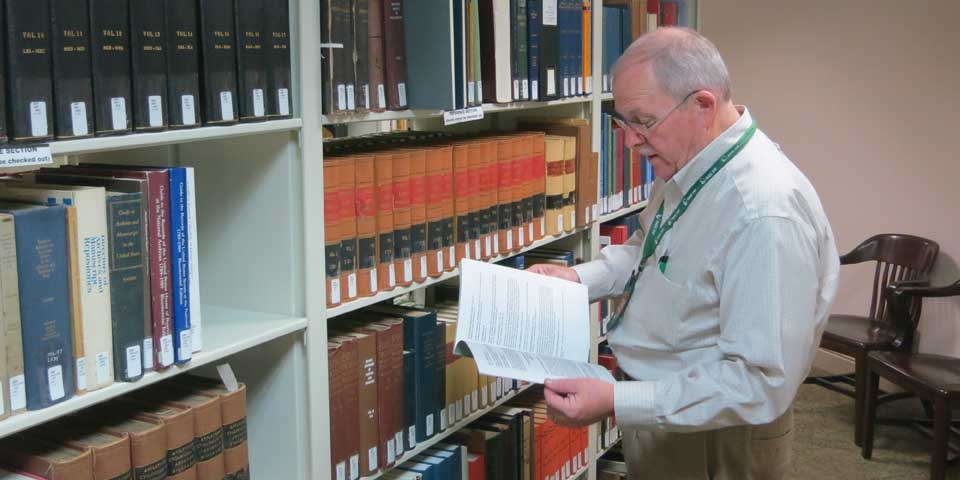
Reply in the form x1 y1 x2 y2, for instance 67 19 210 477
0 216 8 420
543 136 566 236
561 136 578 233
0 436 94 480
0 213 24 415
0 183 114 391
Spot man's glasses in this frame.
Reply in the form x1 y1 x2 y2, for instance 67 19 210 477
610 90 699 139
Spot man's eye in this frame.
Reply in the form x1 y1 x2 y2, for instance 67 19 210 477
642 120 656 129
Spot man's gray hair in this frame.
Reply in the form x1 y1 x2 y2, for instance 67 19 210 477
612 27 732 102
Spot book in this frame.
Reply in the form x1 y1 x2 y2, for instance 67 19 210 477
366 0 387 111
264 0 292 117
328 339 360 480
162 391 226 480
165 0 202 129
355 154 378 297
198 0 240 124
97 415 167 480
184 168 202 352
0 202 74 410
353 0 371 111
374 153 396 291
357 316 405 468
454 259 613 384
403 1 455 110
408 149 428 282
391 151 413 286
0 213 25 416
33 423 133 480
5 0 55 142
105 192 146 382
332 330 379 476
89 0 133 135
335 157 359 303
324 160 342 307
175 377 249 480
235 0 268 121
130 0 169 131
0 437 93 480
50 0 94 139
124 399 198 480
478 0 512 103
382 0 408 109
0 6 6 143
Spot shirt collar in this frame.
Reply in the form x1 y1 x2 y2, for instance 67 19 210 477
670 105 752 196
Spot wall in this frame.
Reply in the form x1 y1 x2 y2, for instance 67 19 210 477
700 0 960 357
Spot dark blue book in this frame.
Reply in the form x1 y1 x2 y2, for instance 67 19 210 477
427 445 463 480
496 255 525 270
453 0 466 109
526 0 541 101
397 462 435 480
105 192 146 382
402 349 416 450
166 167 191 364
0 202 74 410
416 453 454 480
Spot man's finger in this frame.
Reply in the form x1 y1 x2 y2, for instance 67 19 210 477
544 377 578 394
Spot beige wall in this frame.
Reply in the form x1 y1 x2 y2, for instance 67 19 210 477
700 0 960 355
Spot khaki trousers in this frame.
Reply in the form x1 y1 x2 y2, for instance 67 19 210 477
622 407 794 480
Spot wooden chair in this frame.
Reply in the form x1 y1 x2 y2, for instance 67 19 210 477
860 279 960 479
806 233 939 446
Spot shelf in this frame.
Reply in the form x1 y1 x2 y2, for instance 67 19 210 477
327 226 587 318
0 305 308 439
597 435 622 458
601 92 614 101
49 118 303 156
360 384 534 480
596 200 649 225
322 96 592 125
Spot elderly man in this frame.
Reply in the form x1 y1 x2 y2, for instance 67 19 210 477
528 27 839 478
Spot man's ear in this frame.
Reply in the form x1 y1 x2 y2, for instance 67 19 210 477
692 90 718 114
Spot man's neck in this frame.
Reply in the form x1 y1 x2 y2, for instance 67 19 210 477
710 102 741 139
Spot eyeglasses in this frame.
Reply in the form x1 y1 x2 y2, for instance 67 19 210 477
611 90 698 139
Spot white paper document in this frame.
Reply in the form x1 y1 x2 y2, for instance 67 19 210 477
455 259 615 384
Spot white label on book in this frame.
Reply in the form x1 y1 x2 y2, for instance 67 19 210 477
143 338 154 370
563 78 570 97
578 76 584 95
440 409 447 431
468 81 475 103
437 251 444 271
448 404 456 425
519 227 525 246
540 217 546 236
571 211 576 229
603 74 609 92
160 334 174 366
337 84 347 110
397 83 407 107
348 273 357 298
448 246 455 267
336 462 346 480
558 214 565 232
330 278 341 304
349 455 359 480
474 240 481 259
48 365 65 400
126 345 142 379
386 438 396 464
10 376 25 411
420 256 428 278
532 81 539 100
368 447 378 471
179 330 193 362
542 0 558 25
513 80 519 100
484 237 491 257
593 204 600 221
464 244 470 260
456 399 464 420
471 390 478 410
443 106 484 126
76 358 88 391
30 101 49 137
377 84 387 109
585 207 591 225
480 385 488 405
71 102 89 136
370 269 378 292
182 95 197 125
493 235 500 254
346 85 356 110
403 259 413 282
426 414 435 436
278 89 290 116
496 378 503 398
388 263 396 287
547 69 557 95
110 97 127 130
463 393 471 415
522 79 529 100
362 85 370 110
586 76 593 94
506 230 513 250
96 351 111 385
253 89 266 117
148 95 164 127
219 91 235 121
395 431 405 454
407 426 416 449
477 81 483 101
528 223 534 241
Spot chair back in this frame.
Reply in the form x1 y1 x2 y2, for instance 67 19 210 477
841 234 939 326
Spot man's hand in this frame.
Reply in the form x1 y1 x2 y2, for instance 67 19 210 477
526 264 581 283
543 378 615 428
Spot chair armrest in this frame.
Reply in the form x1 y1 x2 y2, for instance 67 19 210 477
888 279 960 298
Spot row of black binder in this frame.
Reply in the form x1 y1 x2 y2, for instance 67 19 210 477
1 0 292 144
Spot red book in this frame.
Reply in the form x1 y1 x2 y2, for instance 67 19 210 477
467 453 486 480
660 2 678 26
599 224 629 246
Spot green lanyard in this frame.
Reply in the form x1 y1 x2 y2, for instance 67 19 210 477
641 120 757 272
607 120 757 332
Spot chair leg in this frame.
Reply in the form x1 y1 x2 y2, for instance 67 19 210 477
861 366 880 459
932 399 951 480
854 353 867 446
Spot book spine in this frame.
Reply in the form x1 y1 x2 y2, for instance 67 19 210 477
539 0 558 99
185 168 202 352
130 0 169 131
11 206 74 410
338 158 359 302
408 150 428 282
374 153 396 291
496 139 514 252
353 0 370 111
0 215 22 416
354 334 379 476
106 194 146 382
235 0 268 121
440 148 455 272
517 0 529 100
453 145 470 264
198 0 239 124
582 0 591 95
265 0 292 117
64 206 86 394
401 349 415 451
467 143 484 260
425 149 444 277
366 0 386 111
510 138 526 250
5 0 55 142
391 152 413 286
324 160 342 307
526 0 540 101
218 385 249 479
382 0 408 109
50 0 94 139
165 0 202 129
168 168 191 363
142 172 175 369
509 0 520 101
355 155 378 297
89 0 133 134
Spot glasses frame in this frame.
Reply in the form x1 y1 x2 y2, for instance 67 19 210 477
611 90 699 140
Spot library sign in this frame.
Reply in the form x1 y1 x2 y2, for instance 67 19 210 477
0 144 53 168
443 106 485 126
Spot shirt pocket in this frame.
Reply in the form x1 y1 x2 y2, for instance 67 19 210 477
626 265 695 350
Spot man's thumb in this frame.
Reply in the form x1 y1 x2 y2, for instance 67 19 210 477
544 377 575 394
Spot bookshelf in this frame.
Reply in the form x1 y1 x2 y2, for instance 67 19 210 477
0 0 698 479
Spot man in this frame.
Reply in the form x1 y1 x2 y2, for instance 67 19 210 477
528 27 839 478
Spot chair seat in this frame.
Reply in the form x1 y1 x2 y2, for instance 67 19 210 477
868 351 960 399
822 314 899 351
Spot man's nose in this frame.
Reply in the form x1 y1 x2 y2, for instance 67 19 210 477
624 128 646 149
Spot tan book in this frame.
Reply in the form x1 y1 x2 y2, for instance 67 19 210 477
174 377 249 480
0 214 12 419
561 136 577 232
65 206 86 394
544 136 567 236
53 428 132 480
125 399 198 480
164 393 226 480
0 437 93 480
332 331 380 476
323 159 343 307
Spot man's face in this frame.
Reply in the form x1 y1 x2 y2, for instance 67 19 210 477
612 62 701 181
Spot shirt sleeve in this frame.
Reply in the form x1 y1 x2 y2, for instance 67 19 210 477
613 215 821 431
